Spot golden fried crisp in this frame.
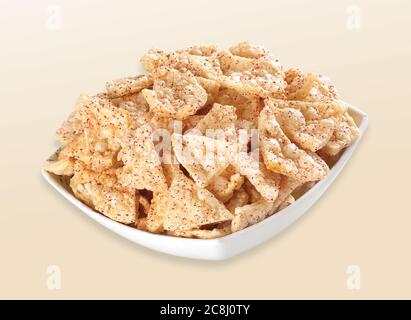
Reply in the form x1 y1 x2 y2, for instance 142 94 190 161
285 69 338 102
193 103 237 138
142 67 208 120
259 104 329 182
106 75 153 98
206 166 244 203
218 50 285 99
44 158 75 176
172 133 230 188
320 112 360 156
242 179 262 203
225 187 250 213
146 191 168 233
267 98 347 152
215 87 262 121
163 173 233 232
70 163 137 224
141 47 222 80
196 77 221 105
231 176 300 232
168 226 231 239
117 124 168 192
230 41 271 59
231 152 281 202
277 195 295 212
231 199 275 232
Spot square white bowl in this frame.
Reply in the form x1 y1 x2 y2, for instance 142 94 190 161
42 104 368 261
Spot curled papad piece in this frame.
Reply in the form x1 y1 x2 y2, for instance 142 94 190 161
259 103 329 183
163 173 233 232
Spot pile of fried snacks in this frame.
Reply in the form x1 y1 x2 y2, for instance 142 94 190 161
44 42 360 239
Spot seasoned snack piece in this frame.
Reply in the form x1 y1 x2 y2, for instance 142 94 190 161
231 199 275 232
193 103 237 141
163 173 233 232
277 195 295 212
142 67 208 120
56 111 81 145
70 163 137 224
267 98 347 152
285 69 338 102
225 187 249 213
207 166 244 202
182 45 219 57
259 104 329 182
232 176 300 231
117 124 168 192
106 75 153 98
218 49 285 99
231 152 281 202
243 179 262 203
320 112 360 156
230 41 270 59
172 133 230 188
44 158 75 176
55 95 131 172
196 77 221 105
272 176 301 209
146 191 168 233
168 226 231 239
141 48 222 80
77 94 130 142
116 92 151 129
215 87 262 122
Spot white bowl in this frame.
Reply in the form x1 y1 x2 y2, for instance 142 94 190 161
42 104 368 260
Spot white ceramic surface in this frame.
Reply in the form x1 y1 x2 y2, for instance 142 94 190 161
42 105 368 260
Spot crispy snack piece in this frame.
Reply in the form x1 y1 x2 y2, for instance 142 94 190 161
243 179 262 203
231 199 275 232
277 195 295 212
163 173 233 232
44 158 75 176
182 45 219 57
56 111 82 145
285 69 338 102
116 92 151 129
215 87 262 121
146 191 168 233
230 41 270 59
218 49 285 99
77 94 130 142
193 103 237 139
225 187 249 213
320 112 360 156
55 94 130 172
106 75 153 98
172 133 230 188
141 48 222 80
232 176 300 231
207 166 244 202
142 67 208 120
196 77 221 105
231 152 281 202
259 104 329 182
168 226 231 239
70 163 137 224
267 98 347 152
117 124 168 192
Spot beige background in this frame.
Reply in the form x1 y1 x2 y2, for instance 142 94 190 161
1 0 410 299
